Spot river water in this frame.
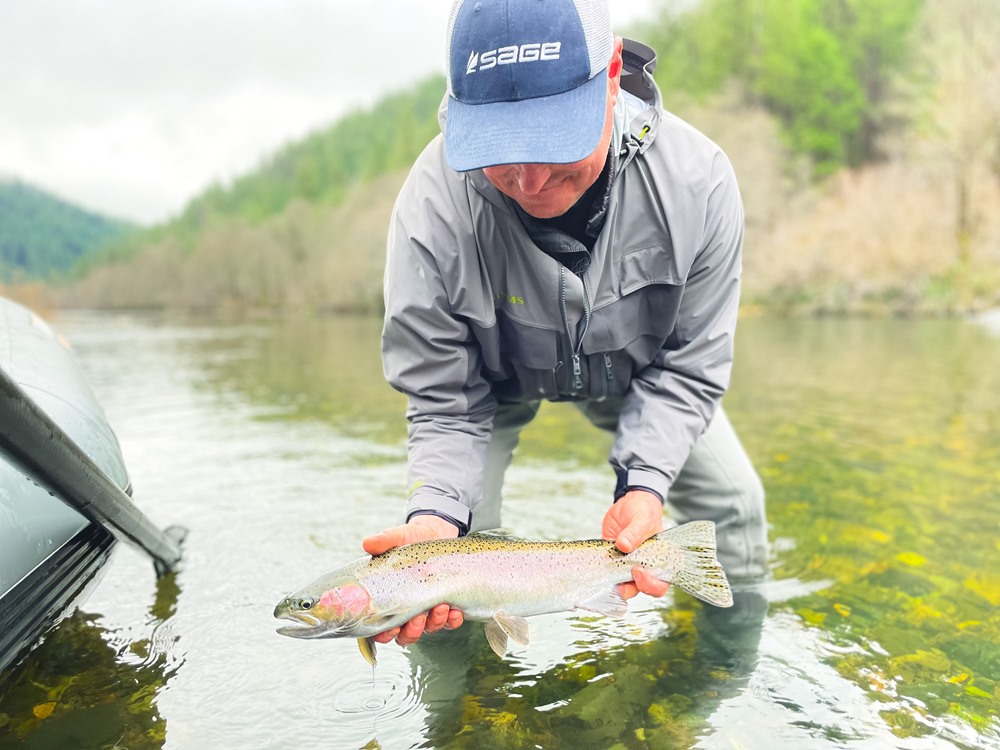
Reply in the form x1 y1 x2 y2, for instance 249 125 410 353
0 312 998 749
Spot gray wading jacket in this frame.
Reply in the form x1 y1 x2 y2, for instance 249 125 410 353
382 40 744 531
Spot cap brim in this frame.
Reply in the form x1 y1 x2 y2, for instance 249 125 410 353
444 72 609 173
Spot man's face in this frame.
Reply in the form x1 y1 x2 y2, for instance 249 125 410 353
482 120 612 219
481 44 621 220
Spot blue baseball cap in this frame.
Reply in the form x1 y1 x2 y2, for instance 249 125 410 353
444 0 614 172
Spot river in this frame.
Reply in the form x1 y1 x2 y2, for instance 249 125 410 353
0 312 998 749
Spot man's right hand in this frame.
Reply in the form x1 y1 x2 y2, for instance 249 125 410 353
602 490 671 601
361 515 465 647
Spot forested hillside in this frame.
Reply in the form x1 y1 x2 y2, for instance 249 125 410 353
80 75 445 272
649 0 925 173
0 181 134 282
44 0 1000 314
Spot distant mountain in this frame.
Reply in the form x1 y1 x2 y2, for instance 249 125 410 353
0 180 136 282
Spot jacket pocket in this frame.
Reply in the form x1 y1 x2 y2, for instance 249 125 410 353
586 246 684 357
617 245 682 295
490 313 563 401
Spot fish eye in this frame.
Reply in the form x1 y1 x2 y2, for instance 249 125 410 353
297 597 316 610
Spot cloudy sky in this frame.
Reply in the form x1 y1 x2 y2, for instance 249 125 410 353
1 0 655 225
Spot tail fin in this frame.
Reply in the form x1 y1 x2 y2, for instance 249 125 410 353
656 522 733 608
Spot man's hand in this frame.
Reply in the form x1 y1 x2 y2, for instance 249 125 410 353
361 515 464 647
602 490 671 600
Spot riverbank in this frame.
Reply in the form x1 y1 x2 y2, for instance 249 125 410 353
6 113 1000 321
16 105 999 320
5 270 999 321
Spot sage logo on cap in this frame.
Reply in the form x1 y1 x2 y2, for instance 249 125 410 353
465 41 563 75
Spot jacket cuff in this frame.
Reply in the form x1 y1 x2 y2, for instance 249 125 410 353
614 468 670 504
406 493 472 536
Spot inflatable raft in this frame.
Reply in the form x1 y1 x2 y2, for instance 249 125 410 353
0 297 180 675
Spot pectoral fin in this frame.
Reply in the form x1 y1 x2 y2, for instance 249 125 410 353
484 613 530 658
358 637 378 667
575 588 629 618
363 604 412 632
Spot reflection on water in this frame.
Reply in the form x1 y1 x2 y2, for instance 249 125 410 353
402 586 767 750
0 313 997 748
0 571 181 749
191 315 405 442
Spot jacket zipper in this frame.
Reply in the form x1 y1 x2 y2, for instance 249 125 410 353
559 267 593 394
558 268 576 390
602 352 615 399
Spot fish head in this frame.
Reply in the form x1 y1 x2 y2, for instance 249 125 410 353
274 574 373 639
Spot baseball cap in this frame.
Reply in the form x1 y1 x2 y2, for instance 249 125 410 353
444 0 614 172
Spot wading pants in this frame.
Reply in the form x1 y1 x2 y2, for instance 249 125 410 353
472 400 769 579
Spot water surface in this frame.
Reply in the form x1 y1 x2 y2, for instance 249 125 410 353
0 313 997 749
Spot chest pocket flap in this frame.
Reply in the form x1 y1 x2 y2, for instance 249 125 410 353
618 245 683 296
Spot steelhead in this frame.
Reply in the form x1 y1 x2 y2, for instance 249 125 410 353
273 521 733 666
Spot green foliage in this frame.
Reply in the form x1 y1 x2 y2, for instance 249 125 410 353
752 0 864 173
170 75 444 235
647 0 759 95
829 0 925 162
648 0 923 173
0 181 134 282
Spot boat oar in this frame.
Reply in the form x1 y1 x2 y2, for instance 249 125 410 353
0 365 184 576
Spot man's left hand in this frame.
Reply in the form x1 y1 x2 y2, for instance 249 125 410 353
602 490 671 600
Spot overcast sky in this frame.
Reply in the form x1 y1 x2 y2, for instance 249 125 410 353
0 0 655 225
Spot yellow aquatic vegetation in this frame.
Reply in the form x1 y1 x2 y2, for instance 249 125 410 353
965 573 1000 606
895 552 927 567
31 703 55 720
965 685 993 700
894 649 952 673
647 702 670 725
797 608 828 626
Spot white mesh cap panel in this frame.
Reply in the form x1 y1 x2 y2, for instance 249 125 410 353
572 0 614 77
445 0 468 97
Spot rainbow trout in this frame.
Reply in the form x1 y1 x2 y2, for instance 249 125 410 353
273 521 732 666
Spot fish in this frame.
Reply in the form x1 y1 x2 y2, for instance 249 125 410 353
273 520 733 666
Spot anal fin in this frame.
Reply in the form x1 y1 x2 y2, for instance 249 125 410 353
358 637 378 667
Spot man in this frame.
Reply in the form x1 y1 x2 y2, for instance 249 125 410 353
364 0 768 647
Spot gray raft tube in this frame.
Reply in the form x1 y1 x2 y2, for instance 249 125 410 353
0 299 184 577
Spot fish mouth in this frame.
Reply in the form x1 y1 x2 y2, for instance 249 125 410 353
274 609 325 638
275 623 321 638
